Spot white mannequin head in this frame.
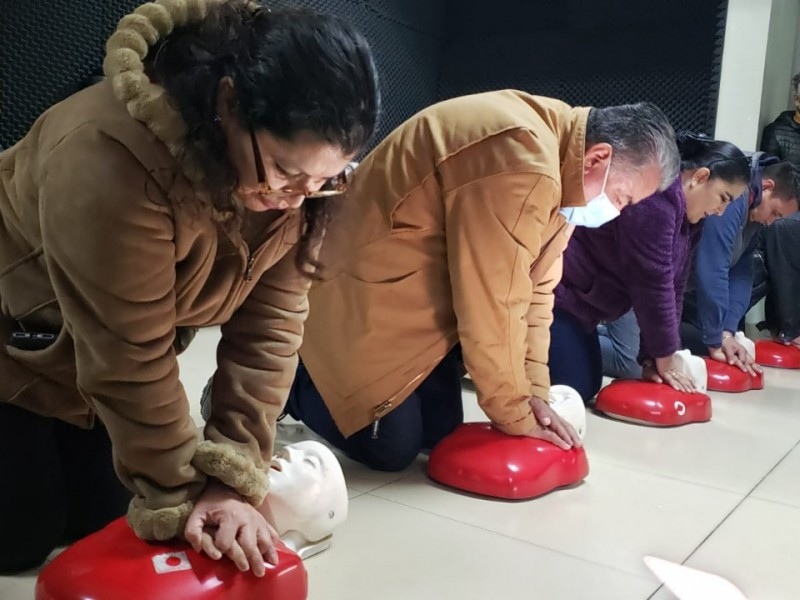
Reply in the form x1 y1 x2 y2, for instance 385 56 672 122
734 331 756 360
267 441 348 544
673 349 708 393
548 385 587 440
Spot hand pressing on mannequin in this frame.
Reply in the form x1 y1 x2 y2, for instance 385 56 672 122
185 481 280 578
642 354 697 393
708 332 761 376
526 396 583 450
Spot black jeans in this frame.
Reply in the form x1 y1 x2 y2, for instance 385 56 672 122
0 403 131 573
548 309 603 404
758 215 800 340
286 347 464 472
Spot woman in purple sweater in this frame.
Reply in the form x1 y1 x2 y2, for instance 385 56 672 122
549 135 751 403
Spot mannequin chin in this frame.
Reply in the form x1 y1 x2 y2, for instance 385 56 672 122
262 441 348 559
548 385 587 440
672 349 708 393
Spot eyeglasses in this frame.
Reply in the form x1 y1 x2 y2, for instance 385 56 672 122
248 126 347 198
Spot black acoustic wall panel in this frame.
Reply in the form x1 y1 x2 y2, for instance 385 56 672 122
439 0 729 135
265 0 447 151
0 0 446 151
1 0 727 149
0 0 142 149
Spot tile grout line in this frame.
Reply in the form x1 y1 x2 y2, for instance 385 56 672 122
362 489 656 583
346 467 426 496
645 438 800 600
587 456 758 496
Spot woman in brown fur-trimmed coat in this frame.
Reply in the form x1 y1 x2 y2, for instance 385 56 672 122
0 0 378 574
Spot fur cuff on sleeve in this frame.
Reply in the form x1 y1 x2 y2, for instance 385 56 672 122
127 496 195 541
192 440 269 506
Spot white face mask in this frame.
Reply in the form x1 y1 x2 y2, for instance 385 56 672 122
560 160 620 228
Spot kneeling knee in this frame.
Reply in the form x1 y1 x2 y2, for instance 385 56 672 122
360 444 421 472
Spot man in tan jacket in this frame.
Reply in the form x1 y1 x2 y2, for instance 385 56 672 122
287 91 679 471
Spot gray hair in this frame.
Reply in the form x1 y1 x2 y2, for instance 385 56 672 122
586 102 679 191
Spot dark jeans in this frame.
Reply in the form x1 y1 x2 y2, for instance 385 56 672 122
0 403 132 573
757 215 800 340
286 347 464 472
548 309 603 404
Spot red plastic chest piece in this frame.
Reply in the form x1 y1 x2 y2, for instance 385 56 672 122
703 357 765 392
35 518 308 600
594 380 712 426
427 422 589 500
755 340 800 369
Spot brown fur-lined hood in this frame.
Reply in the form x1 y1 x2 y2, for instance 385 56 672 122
103 0 211 161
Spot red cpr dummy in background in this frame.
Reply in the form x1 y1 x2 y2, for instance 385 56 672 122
35 517 308 600
594 380 712 426
705 333 764 392
755 340 800 369
703 358 764 392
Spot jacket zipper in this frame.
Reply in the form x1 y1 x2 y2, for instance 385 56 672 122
371 400 393 439
368 355 448 439
244 253 256 281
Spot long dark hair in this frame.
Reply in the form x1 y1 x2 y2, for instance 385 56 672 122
676 132 750 183
145 1 380 274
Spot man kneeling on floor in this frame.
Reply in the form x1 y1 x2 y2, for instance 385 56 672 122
287 92 679 471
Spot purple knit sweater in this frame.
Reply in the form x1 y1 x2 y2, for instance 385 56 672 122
554 176 702 360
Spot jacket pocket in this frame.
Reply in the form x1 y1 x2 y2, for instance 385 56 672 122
6 326 77 385
1 325 88 424
0 249 58 321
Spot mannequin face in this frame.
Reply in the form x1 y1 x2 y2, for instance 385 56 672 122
268 441 348 542
548 385 587 440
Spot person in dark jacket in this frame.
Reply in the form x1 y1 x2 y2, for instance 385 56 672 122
760 73 800 169
752 211 800 345
680 160 799 366
551 134 750 403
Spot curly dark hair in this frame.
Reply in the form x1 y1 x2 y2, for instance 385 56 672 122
144 0 380 275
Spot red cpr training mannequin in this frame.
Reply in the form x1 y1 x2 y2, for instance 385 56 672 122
35 517 307 600
703 357 764 392
594 380 712 426
427 423 589 500
755 340 800 369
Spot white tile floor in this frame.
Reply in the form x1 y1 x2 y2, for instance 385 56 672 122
3 326 800 599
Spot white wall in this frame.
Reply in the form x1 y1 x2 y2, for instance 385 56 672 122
760 0 800 139
715 0 772 150
715 0 800 151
